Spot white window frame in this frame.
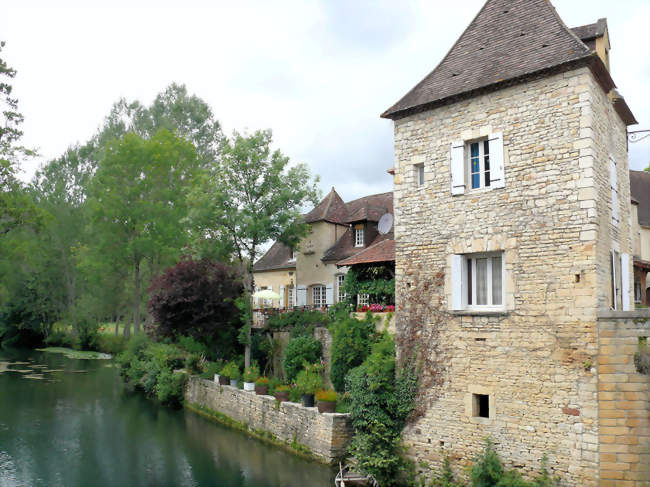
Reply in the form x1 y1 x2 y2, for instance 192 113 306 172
467 139 491 191
354 226 364 247
312 285 326 307
289 249 297 262
466 252 504 311
415 163 424 186
337 274 346 303
357 294 369 307
287 286 295 307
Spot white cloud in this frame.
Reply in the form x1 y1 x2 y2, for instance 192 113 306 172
1 0 648 203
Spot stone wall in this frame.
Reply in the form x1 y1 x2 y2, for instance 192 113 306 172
391 66 635 486
185 376 352 464
597 311 650 485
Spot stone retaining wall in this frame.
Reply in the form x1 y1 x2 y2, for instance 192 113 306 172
185 376 352 464
597 311 650 485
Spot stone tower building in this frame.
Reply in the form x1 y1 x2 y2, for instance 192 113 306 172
382 0 648 485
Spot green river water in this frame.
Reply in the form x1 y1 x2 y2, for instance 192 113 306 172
0 348 333 487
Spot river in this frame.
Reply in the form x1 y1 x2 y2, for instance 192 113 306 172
0 349 334 487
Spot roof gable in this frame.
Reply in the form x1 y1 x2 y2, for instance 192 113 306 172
304 187 349 224
382 0 595 119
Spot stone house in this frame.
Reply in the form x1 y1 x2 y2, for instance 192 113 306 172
382 0 648 485
252 188 393 310
630 170 650 306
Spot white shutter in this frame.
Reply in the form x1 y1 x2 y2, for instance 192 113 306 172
297 285 307 306
450 140 465 195
325 283 334 305
280 286 285 309
450 254 463 310
488 132 505 188
610 156 618 226
611 251 617 310
621 253 630 311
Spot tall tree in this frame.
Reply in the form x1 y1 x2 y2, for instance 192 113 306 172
86 129 200 336
189 129 319 367
0 40 39 234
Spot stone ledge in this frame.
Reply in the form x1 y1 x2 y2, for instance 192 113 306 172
597 309 650 320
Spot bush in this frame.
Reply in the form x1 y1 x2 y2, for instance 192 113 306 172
220 361 240 381
315 389 337 402
185 353 204 374
148 258 243 343
44 330 75 348
96 334 127 355
255 376 270 385
155 369 187 407
283 336 322 382
200 360 223 380
243 364 260 382
329 314 377 392
177 335 209 355
266 309 329 336
345 331 418 486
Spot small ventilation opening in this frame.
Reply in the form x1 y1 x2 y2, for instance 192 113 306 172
575 274 581 283
473 394 490 418
542 43 549 48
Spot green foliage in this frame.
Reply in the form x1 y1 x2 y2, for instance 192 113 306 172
184 353 204 374
243 364 260 382
282 335 322 382
343 266 395 306
266 309 329 335
634 338 650 375
315 389 337 402
96 334 127 355
116 336 188 408
288 386 302 403
200 360 223 380
220 361 241 381
177 335 209 355
470 440 504 487
345 332 418 486
329 313 377 392
295 362 324 394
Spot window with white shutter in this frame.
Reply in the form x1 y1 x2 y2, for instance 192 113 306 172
451 252 505 312
450 134 504 195
621 253 630 311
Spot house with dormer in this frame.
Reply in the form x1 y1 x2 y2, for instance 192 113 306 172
383 0 645 484
252 188 393 309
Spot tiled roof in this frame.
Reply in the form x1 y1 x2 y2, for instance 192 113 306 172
304 188 348 224
630 170 650 227
382 0 606 120
571 19 607 42
252 241 296 272
321 227 356 263
337 233 395 266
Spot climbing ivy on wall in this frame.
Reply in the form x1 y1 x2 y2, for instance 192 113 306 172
343 265 395 305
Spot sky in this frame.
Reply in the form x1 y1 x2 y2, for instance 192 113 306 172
2 0 649 203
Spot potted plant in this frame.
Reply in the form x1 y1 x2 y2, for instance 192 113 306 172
315 389 337 413
243 364 259 392
218 363 230 385
274 384 290 402
255 376 270 395
228 364 241 388
295 362 323 408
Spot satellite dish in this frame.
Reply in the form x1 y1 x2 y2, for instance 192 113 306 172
378 213 393 235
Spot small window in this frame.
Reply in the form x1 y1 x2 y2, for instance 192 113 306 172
415 163 424 186
472 394 490 418
312 285 326 307
357 294 369 307
287 286 294 307
468 139 490 190
337 274 346 303
355 226 364 247
289 249 297 262
467 253 503 308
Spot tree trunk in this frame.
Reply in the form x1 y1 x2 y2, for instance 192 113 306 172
244 268 255 370
114 314 121 337
133 259 141 335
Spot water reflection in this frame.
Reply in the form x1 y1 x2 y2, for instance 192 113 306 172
0 349 333 487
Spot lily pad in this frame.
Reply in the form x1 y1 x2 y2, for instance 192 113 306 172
35 347 112 360
23 374 45 380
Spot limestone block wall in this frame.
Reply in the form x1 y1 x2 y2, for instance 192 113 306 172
597 311 650 486
390 66 632 486
185 377 352 463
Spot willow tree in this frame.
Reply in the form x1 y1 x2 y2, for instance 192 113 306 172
189 129 319 367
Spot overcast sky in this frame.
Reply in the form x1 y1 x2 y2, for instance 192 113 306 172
2 0 649 203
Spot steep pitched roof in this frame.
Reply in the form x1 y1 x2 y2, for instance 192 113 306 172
252 241 296 272
630 170 650 227
304 187 349 224
382 0 609 120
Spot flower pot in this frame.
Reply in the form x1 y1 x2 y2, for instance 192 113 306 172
229 379 238 388
243 381 255 392
301 393 315 408
218 376 229 386
274 390 289 402
214 374 219 383
255 384 269 395
317 400 336 413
